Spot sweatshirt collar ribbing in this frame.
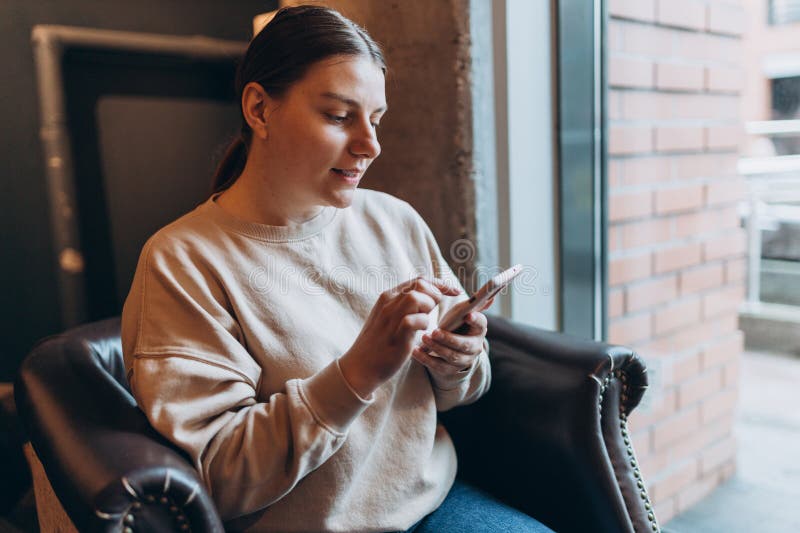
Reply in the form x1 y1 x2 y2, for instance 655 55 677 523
202 193 339 242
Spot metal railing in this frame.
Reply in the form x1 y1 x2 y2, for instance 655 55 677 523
739 119 800 307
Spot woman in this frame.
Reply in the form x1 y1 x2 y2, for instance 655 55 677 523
122 5 551 532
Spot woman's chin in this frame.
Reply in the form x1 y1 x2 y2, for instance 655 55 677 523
328 188 358 208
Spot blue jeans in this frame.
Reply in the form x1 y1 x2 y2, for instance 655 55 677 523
402 479 554 532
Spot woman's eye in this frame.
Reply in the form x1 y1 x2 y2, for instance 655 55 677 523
326 113 348 123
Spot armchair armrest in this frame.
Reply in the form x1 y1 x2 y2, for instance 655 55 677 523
440 315 658 533
15 319 224 532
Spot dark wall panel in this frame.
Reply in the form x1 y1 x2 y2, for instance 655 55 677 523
0 1 277 381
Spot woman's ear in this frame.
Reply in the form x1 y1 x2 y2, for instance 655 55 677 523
241 82 273 140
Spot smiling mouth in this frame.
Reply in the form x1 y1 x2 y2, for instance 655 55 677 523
332 168 361 178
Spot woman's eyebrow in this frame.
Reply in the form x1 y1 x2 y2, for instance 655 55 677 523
321 92 387 113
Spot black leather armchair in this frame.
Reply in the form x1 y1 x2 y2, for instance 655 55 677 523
15 316 660 532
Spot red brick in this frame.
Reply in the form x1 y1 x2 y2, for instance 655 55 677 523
654 498 678 524
722 357 741 388
653 405 701 451
671 93 739 121
609 159 623 188
609 227 622 252
630 427 653 457
702 284 745 318
651 458 699 501
609 288 625 318
610 252 652 285
621 20 674 56
705 124 742 150
654 297 702 335
706 35 742 63
711 312 740 337
669 321 716 353
657 0 706 30
608 252 652 286
609 312 653 345
655 126 704 152
677 366 724 408
610 125 654 155
702 331 743 369
660 413 732 467
670 350 702 384
724 257 747 283
672 153 738 180
677 474 722 513
609 0 656 22
627 275 679 312
621 91 673 120
706 66 743 93
609 19 625 51
719 460 736 483
701 436 736 475
707 3 745 36
655 184 704 214
656 62 705 91
679 263 725 295
674 207 739 239
608 90 623 122
654 242 703 274
700 387 738 424
620 156 672 185
609 189 654 222
620 218 673 249
671 31 710 63
673 210 718 239
705 178 747 205
628 388 677 433
703 229 746 261
610 56 654 88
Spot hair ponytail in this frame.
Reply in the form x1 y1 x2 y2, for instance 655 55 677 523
209 5 386 194
211 134 248 194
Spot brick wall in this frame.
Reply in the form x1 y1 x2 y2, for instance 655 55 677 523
606 0 747 523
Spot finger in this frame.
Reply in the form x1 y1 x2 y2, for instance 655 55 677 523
460 311 488 336
395 313 430 338
393 290 438 315
412 346 467 375
392 277 439 299
419 336 474 367
395 276 462 298
428 277 463 296
425 329 482 357
478 296 495 312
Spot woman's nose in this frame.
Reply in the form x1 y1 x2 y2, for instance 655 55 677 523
349 122 381 159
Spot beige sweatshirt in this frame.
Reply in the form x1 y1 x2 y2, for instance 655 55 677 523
121 188 491 532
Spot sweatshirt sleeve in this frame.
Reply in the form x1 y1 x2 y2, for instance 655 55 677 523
411 210 492 412
121 237 373 520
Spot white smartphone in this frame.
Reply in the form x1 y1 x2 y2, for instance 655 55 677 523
437 264 523 332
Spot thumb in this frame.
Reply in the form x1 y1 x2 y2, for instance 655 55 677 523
478 296 496 312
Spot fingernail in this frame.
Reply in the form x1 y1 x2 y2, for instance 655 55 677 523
421 345 431 354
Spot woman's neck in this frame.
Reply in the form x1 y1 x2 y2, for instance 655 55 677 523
215 166 324 227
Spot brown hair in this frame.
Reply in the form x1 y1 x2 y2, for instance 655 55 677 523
211 5 386 193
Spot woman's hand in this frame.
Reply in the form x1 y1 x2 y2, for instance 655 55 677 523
411 310 489 378
339 277 462 398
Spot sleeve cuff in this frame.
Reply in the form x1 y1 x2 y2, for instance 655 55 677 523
297 359 375 436
431 349 488 391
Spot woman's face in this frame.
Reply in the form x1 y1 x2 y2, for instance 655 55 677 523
257 54 387 211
